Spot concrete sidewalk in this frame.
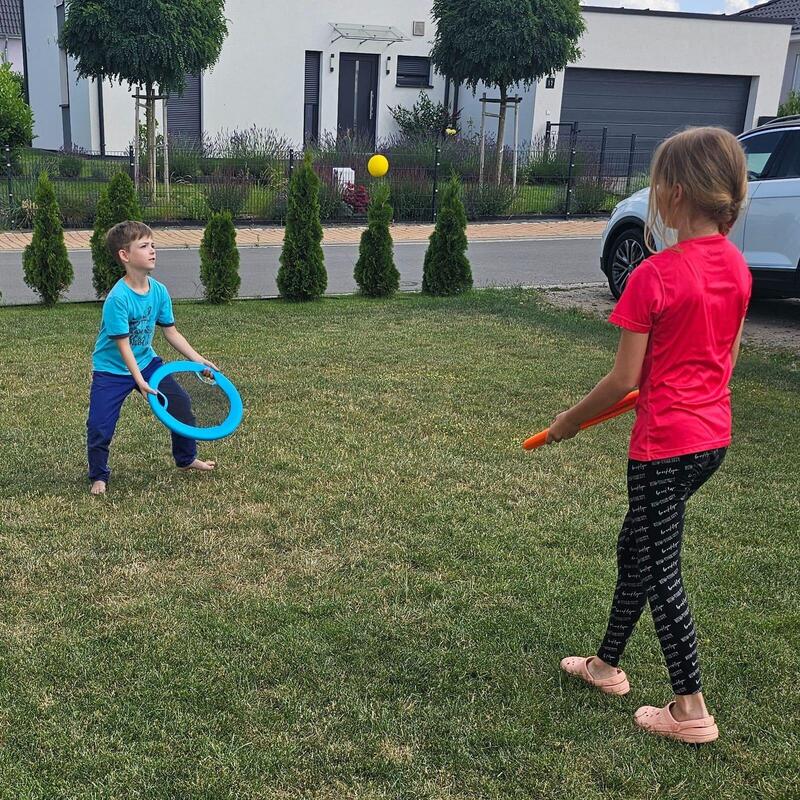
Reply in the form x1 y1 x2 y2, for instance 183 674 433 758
0 218 607 252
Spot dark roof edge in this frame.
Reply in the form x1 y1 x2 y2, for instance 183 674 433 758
581 5 793 24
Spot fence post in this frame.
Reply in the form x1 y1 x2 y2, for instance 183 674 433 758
564 123 578 218
128 145 135 180
598 127 608 185
544 121 551 158
625 134 637 196
288 148 295 182
5 145 13 221
431 143 441 223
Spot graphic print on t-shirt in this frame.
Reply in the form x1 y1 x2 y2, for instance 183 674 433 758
129 305 153 347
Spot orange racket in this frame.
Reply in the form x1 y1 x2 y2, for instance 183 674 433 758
523 390 639 451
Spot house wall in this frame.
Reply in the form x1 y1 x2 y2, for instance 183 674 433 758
2 35 23 72
779 36 800 102
20 3 63 149
24 1 793 153
100 0 444 152
529 10 791 140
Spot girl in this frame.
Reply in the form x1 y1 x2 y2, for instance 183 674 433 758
549 127 751 744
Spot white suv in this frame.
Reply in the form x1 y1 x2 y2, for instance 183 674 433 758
600 117 800 299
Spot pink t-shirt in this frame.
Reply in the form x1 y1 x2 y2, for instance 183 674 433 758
609 234 752 461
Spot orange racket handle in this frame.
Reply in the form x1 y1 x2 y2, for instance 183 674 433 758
522 390 639 451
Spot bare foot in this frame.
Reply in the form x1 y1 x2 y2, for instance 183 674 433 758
587 656 621 681
90 480 107 495
671 694 710 722
181 459 216 472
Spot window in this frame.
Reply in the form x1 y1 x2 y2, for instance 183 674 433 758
740 131 785 180
304 51 321 143
793 54 800 92
770 130 800 179
396 56 431 88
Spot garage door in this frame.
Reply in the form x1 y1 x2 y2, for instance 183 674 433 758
560 68 751 155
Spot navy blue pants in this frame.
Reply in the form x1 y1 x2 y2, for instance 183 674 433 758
87 357 197 483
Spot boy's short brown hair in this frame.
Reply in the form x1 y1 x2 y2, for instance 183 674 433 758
106 221 154 266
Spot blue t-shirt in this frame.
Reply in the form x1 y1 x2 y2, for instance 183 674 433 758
92 277 175 374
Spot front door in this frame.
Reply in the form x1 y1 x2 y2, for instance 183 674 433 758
337 53 379 147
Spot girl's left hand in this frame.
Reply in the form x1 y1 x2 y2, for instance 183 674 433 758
546 411 581 444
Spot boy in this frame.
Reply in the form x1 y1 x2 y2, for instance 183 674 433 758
87 221 217 495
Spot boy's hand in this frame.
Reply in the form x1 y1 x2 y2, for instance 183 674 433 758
198 357 219 377
137 381 158 397
546 411 581 444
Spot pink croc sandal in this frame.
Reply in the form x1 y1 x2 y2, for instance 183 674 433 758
560 656 630 696
634 703 719 744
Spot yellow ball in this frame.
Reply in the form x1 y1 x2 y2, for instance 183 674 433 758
367 154 389 178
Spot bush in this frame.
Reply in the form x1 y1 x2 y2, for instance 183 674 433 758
778 91 800 117
317 178 349 221
462 182 515 219
0 61 34 152
569 179 612 214
522 148 571 185
277 151 326 301
90 172 142 297
343 183 369 215
422 175 472 296
354 182 398 298
388 91 457 139
22 172 73 305
55 189 97 227
200 211 240 304
57 150 84 178
389 170 432 222
205 181 248 216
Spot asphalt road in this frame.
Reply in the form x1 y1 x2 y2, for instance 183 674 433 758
0 236 602 305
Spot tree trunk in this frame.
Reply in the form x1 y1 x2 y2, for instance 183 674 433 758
146 83 156 200
494 84 508 186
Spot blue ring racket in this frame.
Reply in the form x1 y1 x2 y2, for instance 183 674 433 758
147 360 243 441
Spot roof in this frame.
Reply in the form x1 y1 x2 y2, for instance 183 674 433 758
581 5 790 24
737 0 800 34
0 0 21 37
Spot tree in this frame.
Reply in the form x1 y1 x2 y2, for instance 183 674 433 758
22 173 73 306
60 0 227 196
277 152 327 301
431 0 584 183
90 172 142 296
422 175 472 296
354 182 399 298
0 61 34 151
200 212 240 303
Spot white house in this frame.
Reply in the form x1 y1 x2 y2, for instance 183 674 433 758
739 0 800 104
20 0 792 158
0 0 23 73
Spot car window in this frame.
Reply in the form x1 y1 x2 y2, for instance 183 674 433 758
770 130 800 179
740 131 785 179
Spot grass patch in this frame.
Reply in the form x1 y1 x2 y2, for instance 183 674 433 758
0 290 797 798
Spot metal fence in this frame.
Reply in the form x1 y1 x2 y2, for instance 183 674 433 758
1 127 652 230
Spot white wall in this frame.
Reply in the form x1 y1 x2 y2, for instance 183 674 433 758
100 0 443 151
22 3 63 150
530 11 791 139
2 35 23 72
779 37 800 103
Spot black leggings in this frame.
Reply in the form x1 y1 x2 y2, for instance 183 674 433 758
597 448 726 695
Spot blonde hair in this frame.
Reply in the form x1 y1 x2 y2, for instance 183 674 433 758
645 127 748 252
106 220 154 266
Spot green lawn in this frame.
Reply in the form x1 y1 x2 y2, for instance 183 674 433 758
0 290 797 799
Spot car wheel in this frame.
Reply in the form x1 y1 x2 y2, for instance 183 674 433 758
605 227 646 299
